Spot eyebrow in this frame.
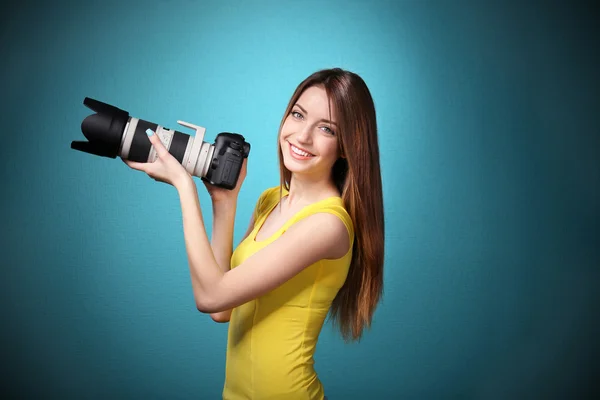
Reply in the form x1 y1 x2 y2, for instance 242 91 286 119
294 103 338 126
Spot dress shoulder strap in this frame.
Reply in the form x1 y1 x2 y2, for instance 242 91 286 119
289 197 355 247
253 186 281 221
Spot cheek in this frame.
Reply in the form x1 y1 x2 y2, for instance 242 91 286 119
279 134 288 153
279 121 288 137
280 119 292 136
324 141 340 159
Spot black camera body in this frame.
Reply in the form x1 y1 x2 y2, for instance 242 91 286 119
71 97 250 189
210 132 250 189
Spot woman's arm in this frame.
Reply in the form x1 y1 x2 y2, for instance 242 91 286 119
208 199 255 323
207 199 236 323
176 177 350 314
176 178 226 310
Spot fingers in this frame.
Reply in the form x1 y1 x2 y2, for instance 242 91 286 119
122 157 147 172
146 129 168 159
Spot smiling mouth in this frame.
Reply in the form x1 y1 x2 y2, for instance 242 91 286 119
288 142 315 157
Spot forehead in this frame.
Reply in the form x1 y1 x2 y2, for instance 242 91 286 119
296 85 337 120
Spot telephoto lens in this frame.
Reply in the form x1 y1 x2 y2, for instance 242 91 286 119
71 97 251 190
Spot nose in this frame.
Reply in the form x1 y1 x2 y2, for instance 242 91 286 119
296 123 312 144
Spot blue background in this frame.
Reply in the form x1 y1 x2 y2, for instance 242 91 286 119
1 0 598 398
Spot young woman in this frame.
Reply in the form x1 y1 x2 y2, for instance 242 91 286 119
123 68 385 400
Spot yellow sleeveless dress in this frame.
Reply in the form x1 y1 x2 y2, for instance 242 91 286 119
222 186 355 400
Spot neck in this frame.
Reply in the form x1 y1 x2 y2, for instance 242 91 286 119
284 173 339 209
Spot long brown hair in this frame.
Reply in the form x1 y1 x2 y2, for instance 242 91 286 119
276 68 385 342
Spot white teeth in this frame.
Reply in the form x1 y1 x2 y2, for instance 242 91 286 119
291 144 313 157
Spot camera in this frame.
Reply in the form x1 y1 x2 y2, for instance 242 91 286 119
71 97 250 189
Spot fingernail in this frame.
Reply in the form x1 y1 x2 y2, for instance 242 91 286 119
146 129 154 136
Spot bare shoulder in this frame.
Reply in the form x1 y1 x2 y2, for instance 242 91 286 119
286 211 351 260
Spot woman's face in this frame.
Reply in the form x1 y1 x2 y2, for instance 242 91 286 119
279 85 341 182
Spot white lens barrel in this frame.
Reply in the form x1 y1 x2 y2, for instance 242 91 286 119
195 143 215 177
119 117 138 158
118 117 215 180
184 134 203 175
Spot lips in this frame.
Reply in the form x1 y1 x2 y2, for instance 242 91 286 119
288 141 314 157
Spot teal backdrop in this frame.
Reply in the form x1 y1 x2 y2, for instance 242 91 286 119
1 0 597 398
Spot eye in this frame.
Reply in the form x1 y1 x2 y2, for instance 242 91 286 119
291 111 303 119
320 126 335 135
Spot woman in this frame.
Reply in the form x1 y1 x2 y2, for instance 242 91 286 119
123 68 385 400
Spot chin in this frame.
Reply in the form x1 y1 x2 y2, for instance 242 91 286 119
282 157 303 173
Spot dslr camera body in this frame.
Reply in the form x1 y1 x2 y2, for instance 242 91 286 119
71 97 250 189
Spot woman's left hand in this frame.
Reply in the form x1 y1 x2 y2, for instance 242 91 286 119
122 129 192 189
